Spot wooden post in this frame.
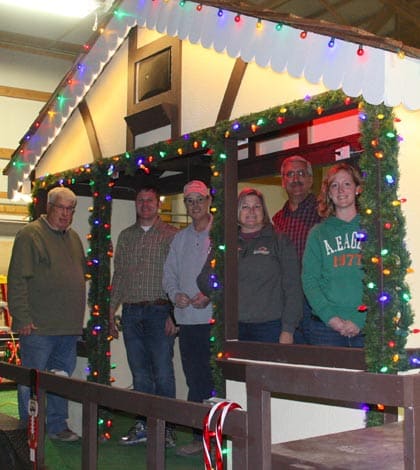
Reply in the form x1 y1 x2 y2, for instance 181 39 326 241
82 400 98 470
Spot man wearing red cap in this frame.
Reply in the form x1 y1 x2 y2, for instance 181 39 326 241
163 179 214 456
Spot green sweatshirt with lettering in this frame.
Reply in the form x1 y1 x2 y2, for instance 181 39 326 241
302 214 366 328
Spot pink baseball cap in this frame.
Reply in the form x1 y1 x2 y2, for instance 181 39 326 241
183 180 209 198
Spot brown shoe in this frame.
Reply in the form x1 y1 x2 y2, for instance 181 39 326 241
175 440 202 456
48 428 79 442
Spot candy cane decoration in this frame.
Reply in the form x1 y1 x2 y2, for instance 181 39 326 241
28 369 39 468
215 402 242 468
203 401 242 470
203 401 228 470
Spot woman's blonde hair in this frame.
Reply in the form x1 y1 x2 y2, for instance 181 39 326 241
237 188 271 226
317 163 362 218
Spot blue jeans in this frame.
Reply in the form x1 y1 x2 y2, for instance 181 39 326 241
309 317 365 348
294 297 312 345
18 334 78 434
121 304 175 399
179 323 214 440
238 319 282 343
178 324 214 403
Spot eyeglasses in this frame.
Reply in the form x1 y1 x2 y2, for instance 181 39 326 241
184 196 208 206
50 203 76 213
283 170 308 179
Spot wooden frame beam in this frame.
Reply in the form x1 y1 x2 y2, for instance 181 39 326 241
0 85 50 102
379 0 420 29
0 148 13 159
365 6 395 34
0 30 79 61
216 58 248 123
79 100 103 161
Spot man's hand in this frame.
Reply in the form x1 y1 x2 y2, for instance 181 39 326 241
175 293 191 308
279 331 293 344
108 311 120 339
18 323 37 336
109 315 119 339
165 316 179 336
190 292 211 309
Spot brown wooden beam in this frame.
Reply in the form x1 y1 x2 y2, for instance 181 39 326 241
216 58 248 123
82 400 98 469
0 85 50 102
379 0 420 29
260 0 293 10
365 6 395 34
307 0 353 21
0 147 13 159
238 132 362 180
244 362 413 409
79 99 103 161
222 340 366 373
224 138 239 341
0 30 79 60
316 0 349 25
0 203 28 216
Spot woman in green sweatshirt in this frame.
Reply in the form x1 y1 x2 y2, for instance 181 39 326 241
302 163 365 347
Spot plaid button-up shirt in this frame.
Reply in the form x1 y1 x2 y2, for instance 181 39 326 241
110 218 178 312
272 193 321 263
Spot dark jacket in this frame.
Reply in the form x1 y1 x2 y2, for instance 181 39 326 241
198 224 303 333
8 216 86 334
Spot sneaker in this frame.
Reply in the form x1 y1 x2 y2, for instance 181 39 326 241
49 428 79 442
165 428 176 449
175 440 202 457
119 421 147 446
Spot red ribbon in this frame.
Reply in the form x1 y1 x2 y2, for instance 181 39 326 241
202 401 242 470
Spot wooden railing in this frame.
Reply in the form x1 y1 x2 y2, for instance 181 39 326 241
0 362 248 470
3 353 420 469
233 360 420 469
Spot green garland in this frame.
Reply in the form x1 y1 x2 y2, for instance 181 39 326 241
207 141 227 397
27 90 414 412
358 103 413 426
85 162 113 384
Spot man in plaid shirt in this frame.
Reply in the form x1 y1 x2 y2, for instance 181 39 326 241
272 156 321 344
109 185 178 448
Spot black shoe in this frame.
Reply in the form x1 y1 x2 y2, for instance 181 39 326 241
165 428 176 448
119 422 147 446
